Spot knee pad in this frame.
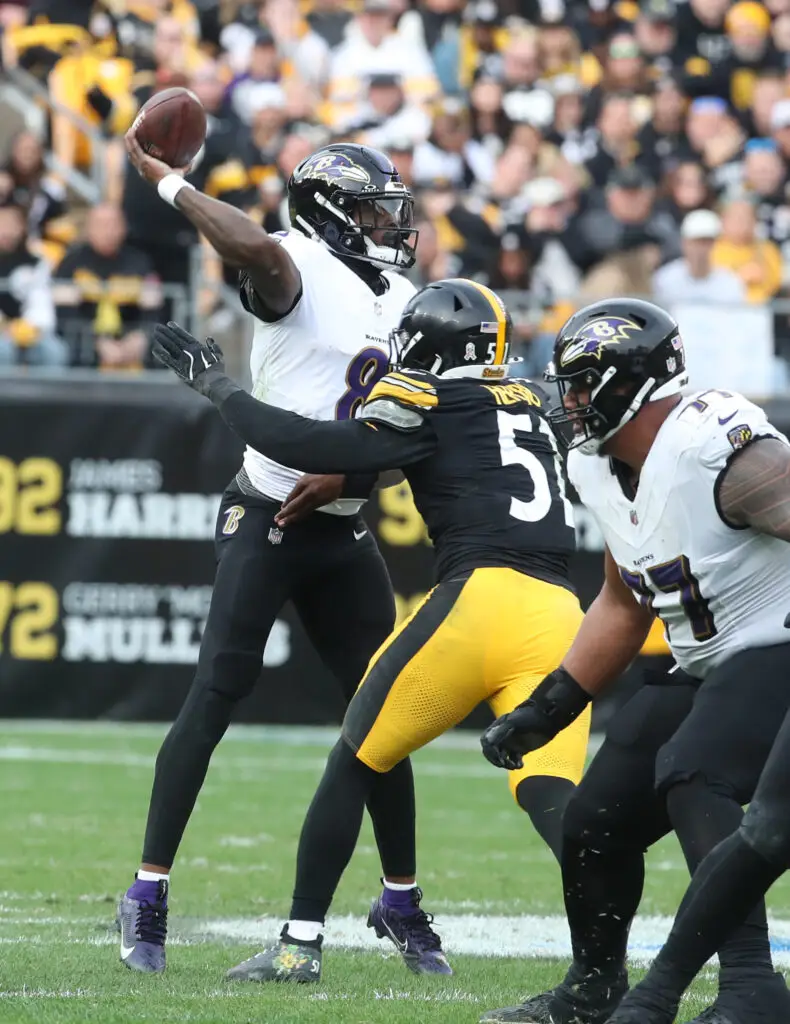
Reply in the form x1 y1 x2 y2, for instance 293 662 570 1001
741 800 790 869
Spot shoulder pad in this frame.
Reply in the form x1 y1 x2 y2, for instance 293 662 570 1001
366 371 439 410
684 392 788 471
358 372 438 432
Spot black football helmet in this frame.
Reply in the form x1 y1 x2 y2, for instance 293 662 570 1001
389 278 512 377
287 143 417 271
544 297 688 454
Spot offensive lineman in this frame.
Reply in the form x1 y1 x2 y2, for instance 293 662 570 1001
151 276 592 981
481 298 790 1024
116 135 441 973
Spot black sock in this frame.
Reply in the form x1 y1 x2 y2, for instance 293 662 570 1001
666 778 773 980
646 831 784 996
289 739 377 923
367 757 416 878
516 775 575 863
562 835 645 975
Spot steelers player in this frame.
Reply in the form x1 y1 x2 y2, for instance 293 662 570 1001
153 277 591 982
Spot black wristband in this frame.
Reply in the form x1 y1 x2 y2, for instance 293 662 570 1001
341 472 378 500
205 371 242 405
529 666 591 728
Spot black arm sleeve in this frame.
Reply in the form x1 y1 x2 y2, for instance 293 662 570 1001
208 378 437 472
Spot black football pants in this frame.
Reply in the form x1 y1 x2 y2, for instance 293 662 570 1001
141 480 416 877
626 704 790 1004
561 643 790 989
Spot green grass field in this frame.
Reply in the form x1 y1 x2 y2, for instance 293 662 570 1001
2 722 790 1024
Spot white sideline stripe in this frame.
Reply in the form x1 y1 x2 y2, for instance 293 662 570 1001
0 721 604 756
200 914 790 967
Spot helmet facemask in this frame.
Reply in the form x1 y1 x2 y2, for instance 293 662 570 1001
545 359 687 455
303 185 418 270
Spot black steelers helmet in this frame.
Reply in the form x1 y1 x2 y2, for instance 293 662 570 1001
287 143 417 270
389 278 512 377
545 297 688 454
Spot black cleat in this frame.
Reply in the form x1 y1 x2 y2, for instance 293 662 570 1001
225 926 323 983
682 972 790 1024
481 964 629 1023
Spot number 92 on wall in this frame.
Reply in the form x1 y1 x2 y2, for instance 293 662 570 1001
0 457 61 534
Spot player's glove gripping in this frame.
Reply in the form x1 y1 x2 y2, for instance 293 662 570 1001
480 667 591 771
153 321 226 397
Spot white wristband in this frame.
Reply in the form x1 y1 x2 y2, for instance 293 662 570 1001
157 174 195 208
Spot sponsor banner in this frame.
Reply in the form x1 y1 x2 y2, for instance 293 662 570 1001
2 380 784 725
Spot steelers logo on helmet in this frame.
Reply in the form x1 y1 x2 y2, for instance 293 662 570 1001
559 316 643 367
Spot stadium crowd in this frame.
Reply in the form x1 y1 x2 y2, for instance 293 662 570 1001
0 0 789 371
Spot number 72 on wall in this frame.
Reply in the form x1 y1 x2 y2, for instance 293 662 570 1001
0 582 58 660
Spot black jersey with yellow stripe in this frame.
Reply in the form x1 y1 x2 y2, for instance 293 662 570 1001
210 364 576 589
359 370 576 587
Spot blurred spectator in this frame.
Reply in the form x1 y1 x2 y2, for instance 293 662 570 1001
585 33 653 125
306 0 353 50
683 1 783 110
493 29 545 121
743 70 786 136
538 23 582 82
348 74 431 149
326 0 440 129
637 77 691 182
416 184 499 279
685 96 746 193
572 163 681 287
398 0 466 96
584 92 640 187
711 198 783 301
549 74 598 164
738 138 790 256
469 78 510 159
261 0 332 91
634 0 679 78
456 0 508 90
0 205 66 367
0 132 68 253
662 160 717 224
413 99 494 191
674 0 731 64
653 208 746 304
53 204 162 370
226 29 287 125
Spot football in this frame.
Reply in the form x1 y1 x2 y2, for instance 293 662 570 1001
132 87 206 169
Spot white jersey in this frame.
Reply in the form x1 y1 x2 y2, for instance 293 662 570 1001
242 230 416 513
569 389 790 679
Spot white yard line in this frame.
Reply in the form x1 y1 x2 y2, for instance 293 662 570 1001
199 913 790 967
2 909 790 966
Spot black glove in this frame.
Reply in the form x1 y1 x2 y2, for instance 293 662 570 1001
153 321 226 397
480 667 591 771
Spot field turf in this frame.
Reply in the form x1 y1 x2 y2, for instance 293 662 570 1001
2 721 789 1023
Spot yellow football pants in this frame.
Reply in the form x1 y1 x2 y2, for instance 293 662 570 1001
342 567 590 797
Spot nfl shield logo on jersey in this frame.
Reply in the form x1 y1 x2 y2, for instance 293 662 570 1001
268 526 284 545
630 509 639 525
